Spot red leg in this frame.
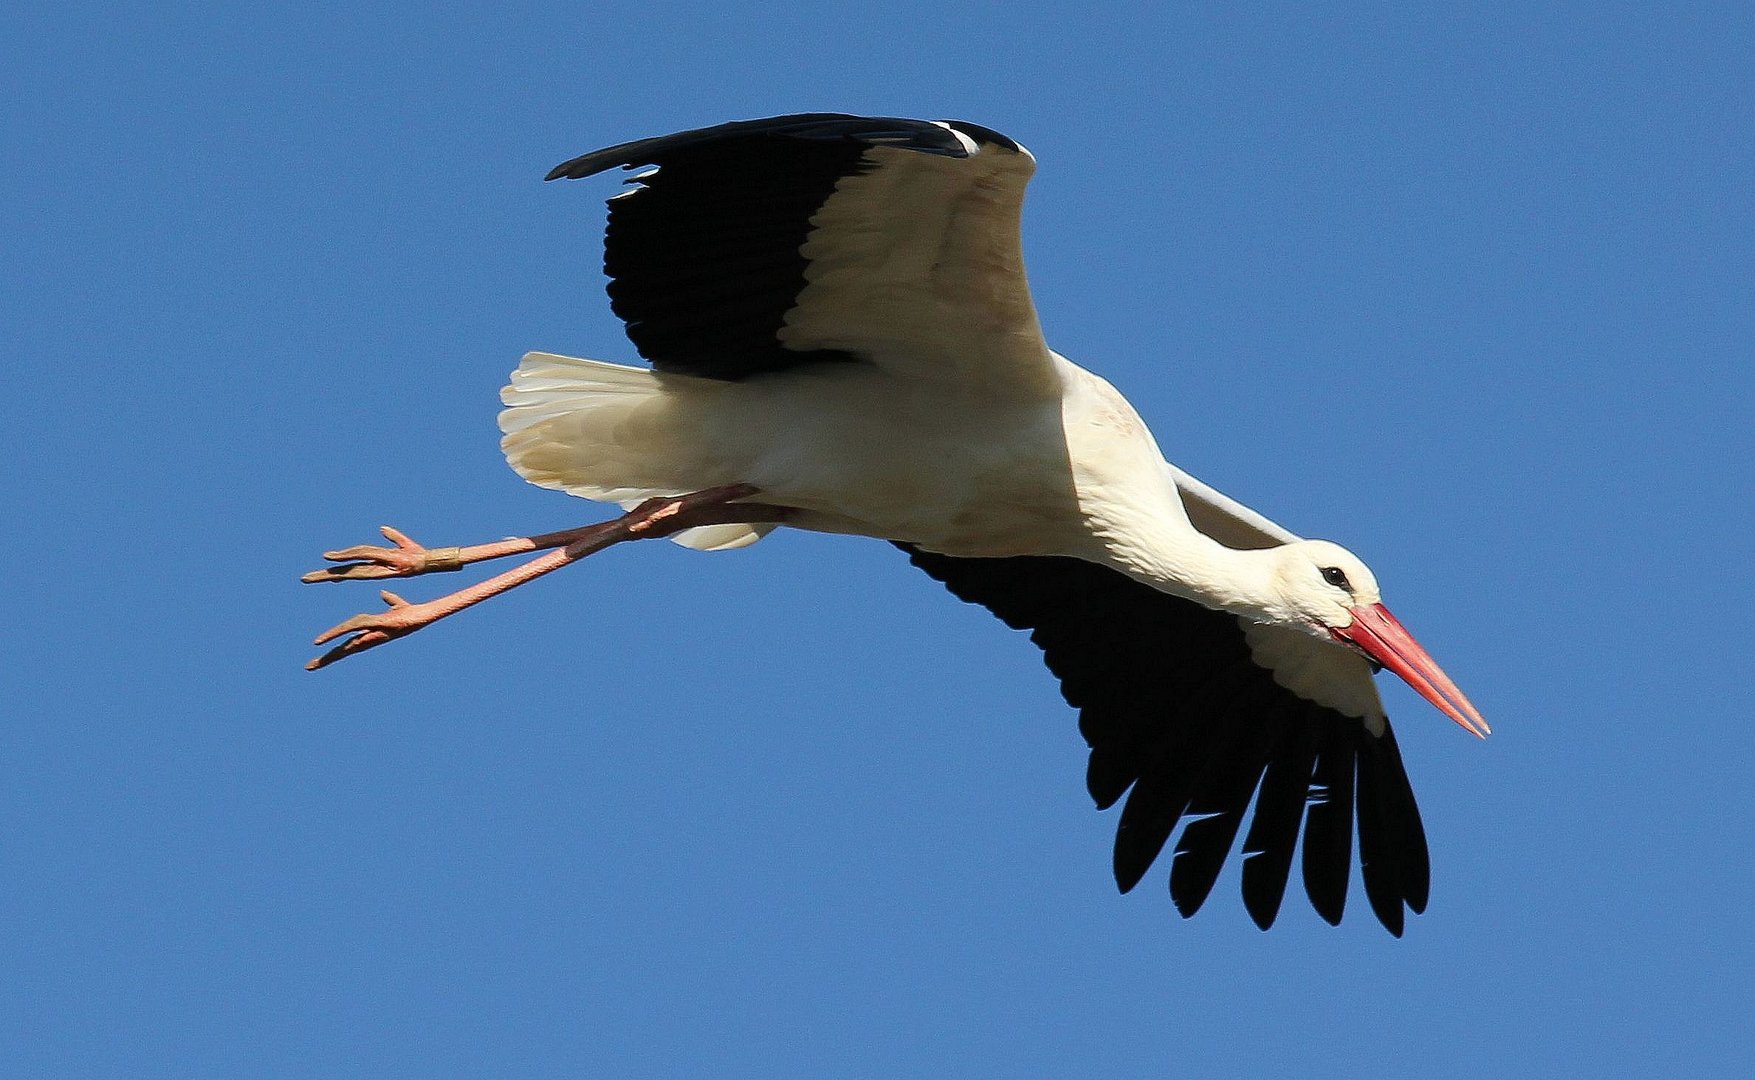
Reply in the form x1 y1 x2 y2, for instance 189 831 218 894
305 485 789 671
303 485 799 583
305 522 630 583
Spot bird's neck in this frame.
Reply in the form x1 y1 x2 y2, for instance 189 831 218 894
1088 502 1287 624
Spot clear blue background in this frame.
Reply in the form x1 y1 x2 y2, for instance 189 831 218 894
6 3 1751 1076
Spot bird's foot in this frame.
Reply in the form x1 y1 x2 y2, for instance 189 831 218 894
302 526 467 583
302 485 786 672
306 590 448 670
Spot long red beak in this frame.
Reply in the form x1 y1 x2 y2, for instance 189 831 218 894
1332 603 1490 738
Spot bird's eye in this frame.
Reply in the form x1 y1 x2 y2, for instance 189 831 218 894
1321 566 1351 590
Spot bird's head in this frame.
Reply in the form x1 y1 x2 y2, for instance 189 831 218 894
1268 540 1489 738
1268 539 1382 626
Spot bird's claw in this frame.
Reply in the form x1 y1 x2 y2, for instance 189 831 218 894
306 590 437 670
301 526 463 583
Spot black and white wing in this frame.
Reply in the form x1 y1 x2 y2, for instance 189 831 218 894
900 543 1430 936
547 113 1055 394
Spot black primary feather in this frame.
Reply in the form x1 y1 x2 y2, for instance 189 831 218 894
899 544 1430 934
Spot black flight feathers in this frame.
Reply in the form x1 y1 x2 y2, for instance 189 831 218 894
898 544 1431 936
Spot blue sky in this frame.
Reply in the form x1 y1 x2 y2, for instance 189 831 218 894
6 2 1752 1076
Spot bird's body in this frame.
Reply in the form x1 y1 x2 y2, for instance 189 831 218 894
309 113 1487 936
504 349 1168 563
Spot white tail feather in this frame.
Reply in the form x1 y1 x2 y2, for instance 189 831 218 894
499 352 776 551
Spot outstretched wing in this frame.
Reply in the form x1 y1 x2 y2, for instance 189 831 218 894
547 113 1055 395
900 545 1430 936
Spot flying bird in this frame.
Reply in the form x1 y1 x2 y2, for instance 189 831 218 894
305 113 1487 935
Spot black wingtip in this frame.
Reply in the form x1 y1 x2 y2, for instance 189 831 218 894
1113 850 1150 895
1245 893 1280 932
1170 876 1206 920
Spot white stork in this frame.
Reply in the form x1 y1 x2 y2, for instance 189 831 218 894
305 114 1487 936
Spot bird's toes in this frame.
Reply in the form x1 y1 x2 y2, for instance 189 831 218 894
304 530 456 583
302 561 401 583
